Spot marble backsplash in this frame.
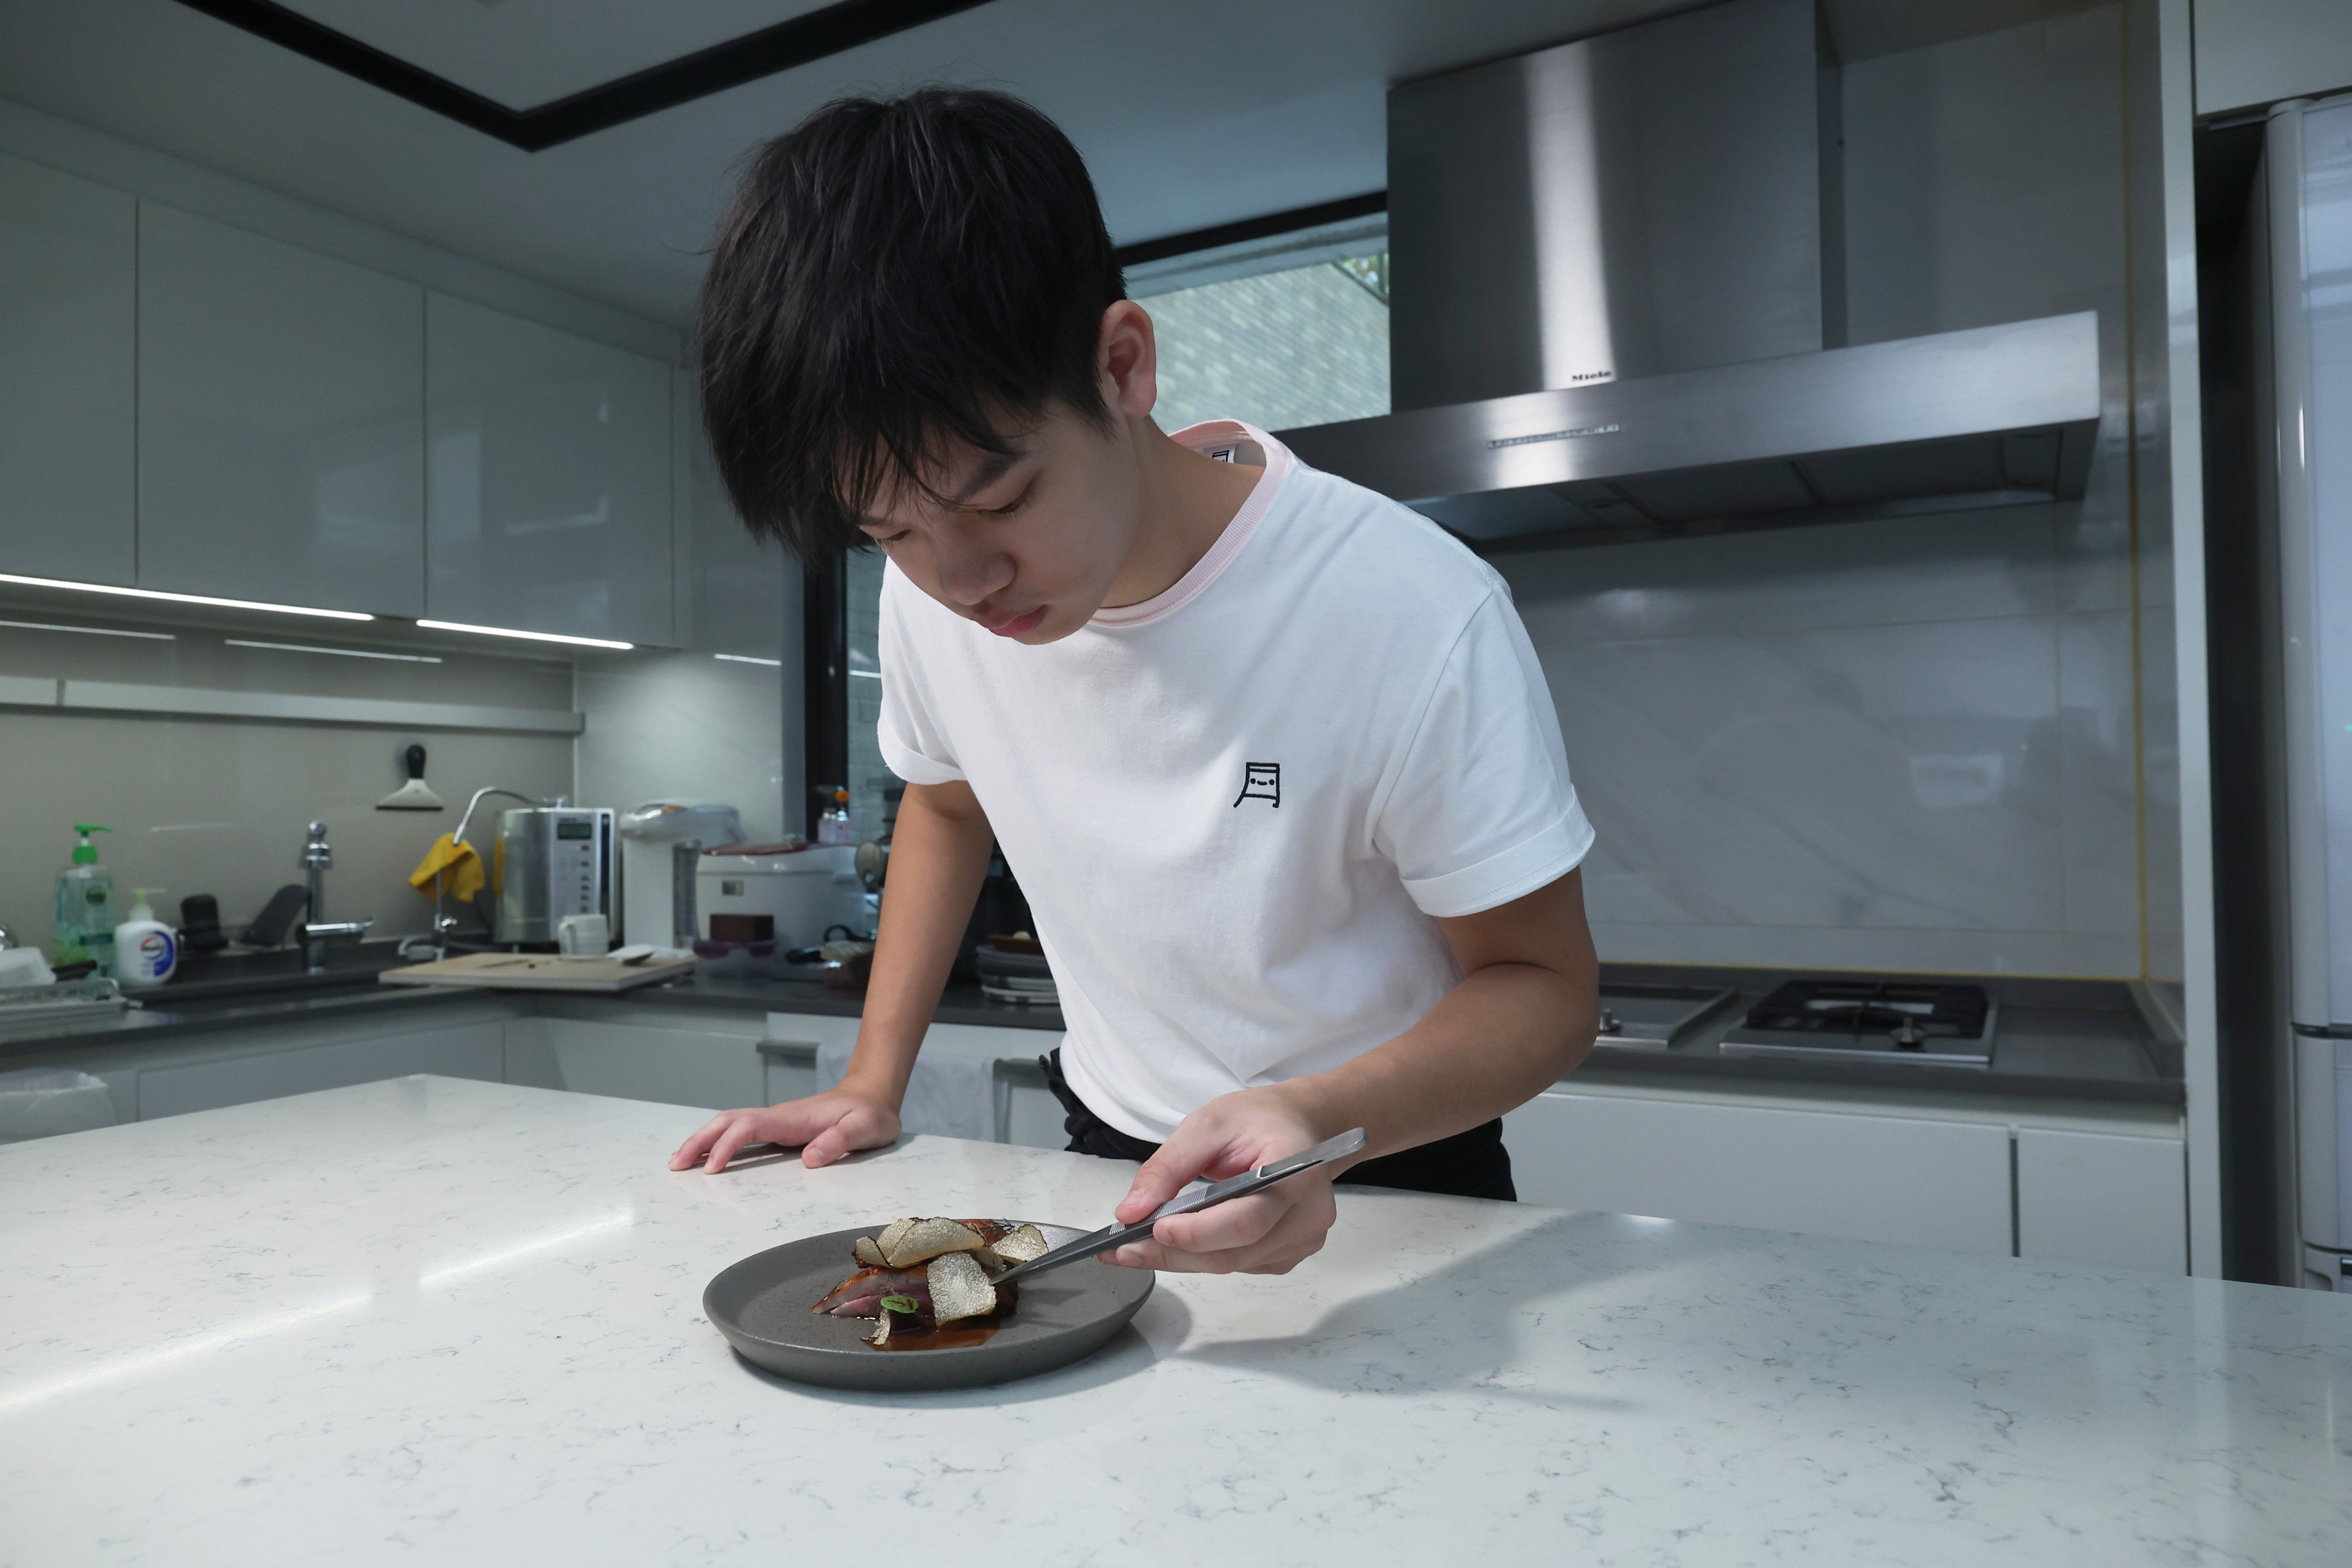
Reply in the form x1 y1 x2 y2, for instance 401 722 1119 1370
1497 496 2162 979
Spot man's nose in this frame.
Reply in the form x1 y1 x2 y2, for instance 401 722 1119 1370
934 538 1014 607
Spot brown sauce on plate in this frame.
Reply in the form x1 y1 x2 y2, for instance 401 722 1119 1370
872 1319 1005 1352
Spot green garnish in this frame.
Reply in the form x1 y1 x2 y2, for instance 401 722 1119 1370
879 1295 917 1314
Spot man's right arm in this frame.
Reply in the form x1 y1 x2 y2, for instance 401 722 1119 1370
666 779 997 1173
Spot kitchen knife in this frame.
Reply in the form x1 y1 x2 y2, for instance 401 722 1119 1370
990 1126 1368 1286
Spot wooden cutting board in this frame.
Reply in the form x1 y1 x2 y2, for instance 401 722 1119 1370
378 951 698 994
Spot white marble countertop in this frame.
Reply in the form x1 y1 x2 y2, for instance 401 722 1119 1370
2 1076 2346 1566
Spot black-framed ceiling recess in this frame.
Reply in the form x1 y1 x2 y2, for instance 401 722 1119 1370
171 0 1001 151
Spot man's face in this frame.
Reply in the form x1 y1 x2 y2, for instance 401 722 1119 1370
856 402 1143 646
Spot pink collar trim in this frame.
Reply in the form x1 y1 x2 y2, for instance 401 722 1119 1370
1090 421 1292 628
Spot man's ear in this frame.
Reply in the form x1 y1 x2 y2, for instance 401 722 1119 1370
1097 300 1158 421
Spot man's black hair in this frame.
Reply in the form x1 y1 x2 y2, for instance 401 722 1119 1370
697 87 1126 561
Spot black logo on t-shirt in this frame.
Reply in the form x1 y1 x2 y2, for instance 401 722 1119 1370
1234 762 1280 808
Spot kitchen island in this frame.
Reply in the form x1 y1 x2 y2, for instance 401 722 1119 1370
2 1076 2343 1565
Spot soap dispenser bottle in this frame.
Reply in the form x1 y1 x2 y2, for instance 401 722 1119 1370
53 824 116 975
114 889 178 990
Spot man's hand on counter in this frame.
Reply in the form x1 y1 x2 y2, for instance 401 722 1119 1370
669 1090 902 1174
1103 1090 1342 1276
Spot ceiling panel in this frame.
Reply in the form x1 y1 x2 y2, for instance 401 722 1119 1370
0 0 2098 334
276 0 848 109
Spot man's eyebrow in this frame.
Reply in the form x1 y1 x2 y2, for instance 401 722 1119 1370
945 449 1024 505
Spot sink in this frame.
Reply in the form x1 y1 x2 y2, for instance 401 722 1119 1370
138 940 413 1003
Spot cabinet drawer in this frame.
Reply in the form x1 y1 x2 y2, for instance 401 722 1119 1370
138 1022 503 1120
1504 1090 2014 1256
2015 1127 2185 1273
502 1016 764 1110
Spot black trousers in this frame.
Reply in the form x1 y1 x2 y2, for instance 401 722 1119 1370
1038 1048 1515 1202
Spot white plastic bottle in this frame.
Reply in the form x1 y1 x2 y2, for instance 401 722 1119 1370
113 889 178 991
816 788 855 847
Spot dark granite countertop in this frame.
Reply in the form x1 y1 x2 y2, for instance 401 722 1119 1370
0 968 1060 1061
2 955 2176 1107
608 972 1066 1031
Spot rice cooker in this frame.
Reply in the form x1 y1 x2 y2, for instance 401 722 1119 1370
695 843 868 948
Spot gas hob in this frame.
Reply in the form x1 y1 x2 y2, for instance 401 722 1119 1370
1717 980 1997 1069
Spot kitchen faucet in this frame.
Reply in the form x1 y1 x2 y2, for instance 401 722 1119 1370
299 820 374 974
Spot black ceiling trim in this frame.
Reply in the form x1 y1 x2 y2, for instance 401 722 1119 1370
1113 191 1388 270
172 0 1000 152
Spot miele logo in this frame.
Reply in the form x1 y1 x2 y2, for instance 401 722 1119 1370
1569 369 1614 382
1488 423 1623 450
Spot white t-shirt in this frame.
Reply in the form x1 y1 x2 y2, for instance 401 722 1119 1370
877 420 1594 1141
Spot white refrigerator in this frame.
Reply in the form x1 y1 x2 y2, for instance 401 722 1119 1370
2268 95 2352 1291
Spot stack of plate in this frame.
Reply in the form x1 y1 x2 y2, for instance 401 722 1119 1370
975 941 1056 1007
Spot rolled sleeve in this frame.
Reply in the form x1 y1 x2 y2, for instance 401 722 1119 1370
1376 588 1594 918
875 567 967 785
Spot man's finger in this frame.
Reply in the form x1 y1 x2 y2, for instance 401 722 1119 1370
702 1117 762 1173
1115 1118 1249 1225
801 1121 849 1167
1152 1188 1287 1256
669 1112 732 1171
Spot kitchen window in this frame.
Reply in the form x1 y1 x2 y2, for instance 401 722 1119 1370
805 209 1390 843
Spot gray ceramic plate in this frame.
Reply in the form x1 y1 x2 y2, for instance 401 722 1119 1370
704 1223 1154 1392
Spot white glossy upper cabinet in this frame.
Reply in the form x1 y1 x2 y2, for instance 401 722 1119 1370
426 293 674 645
137 203 425 615
0 154 135 584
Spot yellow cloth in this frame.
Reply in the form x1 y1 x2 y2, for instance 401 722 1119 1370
409 834 484 902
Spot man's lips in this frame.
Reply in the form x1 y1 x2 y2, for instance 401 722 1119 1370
978 606 1047 638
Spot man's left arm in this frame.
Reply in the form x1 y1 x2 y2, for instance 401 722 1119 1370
1107 867 1600 1274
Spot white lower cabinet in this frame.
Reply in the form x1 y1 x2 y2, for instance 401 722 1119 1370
137 1021 505 1120
1002 1076 1066 1152
765 1012 1064 1148
501 1011 766 1111
1504 1084 2188 1272
2015 1127 2187 1274
1504 1088 2015 1256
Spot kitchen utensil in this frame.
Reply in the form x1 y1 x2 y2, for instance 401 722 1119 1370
992 1127 1368 1288
375 743 446 811
555 912 609 956
704 1222 1154 1393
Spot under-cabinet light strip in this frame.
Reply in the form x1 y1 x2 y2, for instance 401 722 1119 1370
415 619 633 651
225 639 442 663
0 573 373 621
712 653 782 667
0 618 175 642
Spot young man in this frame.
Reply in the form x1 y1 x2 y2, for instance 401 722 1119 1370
670 88 1600 1277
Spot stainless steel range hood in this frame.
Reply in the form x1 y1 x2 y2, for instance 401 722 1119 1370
1277 0 2103 547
